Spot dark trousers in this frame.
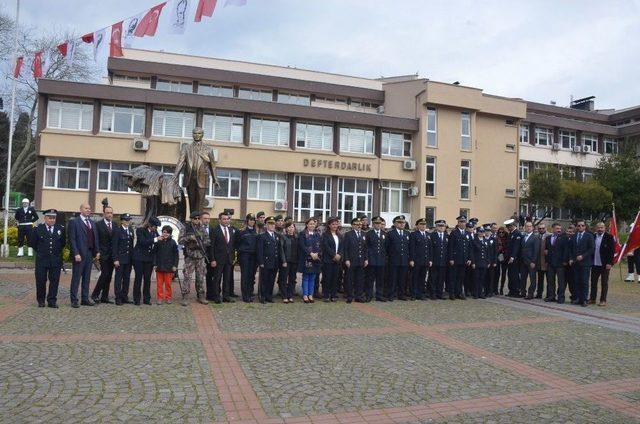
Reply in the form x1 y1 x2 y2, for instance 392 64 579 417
276 263 287 298
389 265 408 299
473 267 487 298
91 258 114 301
565 264 576 301
284 262 297 299
322 262 340 300
499 260 508 292
547 266 564 301
259 267 277 302
113 262 132 302
520 263 537 297
70 252 94 304
239 253 256 301
574 265 590 303
17 225 32 247
590 265 610 302
212 262 234 300
133 260 153 303
484 266 495 297
536 270 546 297
206 261 215 299
411 264 428 299
346 265 365 300
366 265 385 300
464 266 473 296
449 264 466 298
431 265 447 299
35 264 61 305
507 262 520 295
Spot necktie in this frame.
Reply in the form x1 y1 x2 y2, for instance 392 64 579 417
48 226 53 234
578 233 582 244
84 219 91 229
224 226 229 243
377 231 380 238
552 235 556 246
440 233 443 242
107 221 112 232
356 231 360 239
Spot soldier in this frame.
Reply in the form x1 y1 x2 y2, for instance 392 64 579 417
359 214 371 233
504 218 522 297
29 209 65 308
257 216 286 304
237 214 258 303
430 219 449 300
15 198 39 257
448 215 472 300
366 216 387 302
409 218 432 300
387 215 410 301
470 226 491 299
343 217 369 303
179 211 210 306
255 211 266 233
112 213 134 305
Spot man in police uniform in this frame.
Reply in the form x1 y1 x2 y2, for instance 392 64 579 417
344 217 369 303
409 218 432 300
470 226 491 299
112 213 134 305
504 218 522 297
448 215 472 300
366 216 387 302
29 209 65 307
430 219 449 300
237 213 258 302
387 215 410 301
15 198 39 257
179 211 210 306
256 216 286 303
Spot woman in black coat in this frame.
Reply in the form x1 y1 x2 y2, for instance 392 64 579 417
320 217 343 302
298 218 321 303
281 221 299 303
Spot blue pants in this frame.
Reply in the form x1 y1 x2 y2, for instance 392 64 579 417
70 253 94 303
114 262 132 302
412 264 428 299
366 265 385 300
35 264 61 305
302 272 315 296
450 264 466 298
239 253 256 301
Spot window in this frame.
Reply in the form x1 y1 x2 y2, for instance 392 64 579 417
604 137 618 154
156 79 192 93
460 160 471 199
535 127 553 146
47 100 93 131
425 207 435 228
519 161 529 181
461 112 471 150
582 133 598 152
559 165 576 180
340 127 374 155
426 107 437 147
202 113 243 143
294 175 331 223
43 158 90 190
459 208 470 219
338 178 373 224
381 181 411 215
113 74 151 85
152 109 195 138
248 171 286 201
314 96 347 106
349 100 379 113
381 131 412 157
209 169 241 198
98 162 134 192
519 124 530 144
296 122 333 151
559 130 576 149
250 118 290 146
238 88 273 102
582 169 594 181
425 156 436 196
198 83 233 98
277 92 311 106
100 104 145 134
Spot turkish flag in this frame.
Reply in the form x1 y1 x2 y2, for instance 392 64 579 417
195 0 217 22
81 32 94 43
134 2 167 37
110 21 124 57
618 210 640 264
13 56 23 78
32 51 44 79
611 207 623 263
57 42 68 57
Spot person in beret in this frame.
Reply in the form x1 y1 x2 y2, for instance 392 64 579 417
178 211 210 305
29 209 65 308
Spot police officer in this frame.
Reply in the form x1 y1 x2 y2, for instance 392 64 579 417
409 218 432 300
257 216 286 304
179 211 210 306
343 217 369 303
387 215 410 301
112 214 134 305
430 219 449 300
504 218 522 297
237 213 258 302
471 226 491 299
15 198 39 257
366 216 387 302
274 215 287 298
448 215 472 300
483 225 498 297
133 217 161 305
29 209 65 308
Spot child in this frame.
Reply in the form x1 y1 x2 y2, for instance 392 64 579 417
154 225 179 304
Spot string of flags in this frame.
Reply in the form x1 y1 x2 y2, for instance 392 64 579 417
12 0 247 79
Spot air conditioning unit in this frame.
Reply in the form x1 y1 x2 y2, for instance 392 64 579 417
376 105 385 114
572 145 582 153
132 137 149 151
204 196 214 209
581 145 591 154
407 186 419 197
505 188 516 197
551 143 560 151
403 160 417 171
274 200 288 211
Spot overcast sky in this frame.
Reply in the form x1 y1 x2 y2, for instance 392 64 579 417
3 0 640 110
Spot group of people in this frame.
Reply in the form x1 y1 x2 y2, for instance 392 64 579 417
28 202 620 309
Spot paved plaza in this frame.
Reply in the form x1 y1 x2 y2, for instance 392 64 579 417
1 268 639 423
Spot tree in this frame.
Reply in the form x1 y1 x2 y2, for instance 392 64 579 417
523 167 564 222
595 144 640 222
561 179 613 221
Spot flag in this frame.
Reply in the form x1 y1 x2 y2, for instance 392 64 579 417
57 42 68 56
168 0 194 33
134 2 167 37
110 21 124 57
93 28 108 61
611 205 623 263
617 210 640 264
13 56 24 78
195 0 217 22
123 13 143 48
57 40 78 66
81 32 94 43
224 0 246 6
32 51 44 79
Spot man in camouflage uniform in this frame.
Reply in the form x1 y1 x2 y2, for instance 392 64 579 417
178 211 210 306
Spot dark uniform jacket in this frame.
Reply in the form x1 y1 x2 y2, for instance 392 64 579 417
593 232 615 266
448 227 472 265
29 223 65 267
257 231 285 270
210 225 237 264
409 230 432 266
430 231 449 267
471 236 491 268
366 229 387 267
112 225 134 264
387 228 410 266
321 232 343 264
545 233 570 268
133 227 159 262
507 229 522 261
298 231 322 273
237 227 258 255
343 230 368 267
96 219 114 261
15 206 39 224
283 234 299 264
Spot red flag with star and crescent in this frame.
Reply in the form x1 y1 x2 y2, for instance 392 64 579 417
611 205 623 263
134 2 167 37
110 21 124 57
617 210 640 264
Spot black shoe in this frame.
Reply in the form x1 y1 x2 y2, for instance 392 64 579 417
450 296 456 300
524 296 533 300
230 293 239 298
71 302 79 308
581 301 588 307
331 297 339 302
222 297 236 303
398 297 407 301
101 299 114 304
115 300 123 306
387 298 394 302
557 299 565 304
571 300 580 305
143 300 152 305
346 299 352 304
458 295 466 300
213 299 222 304
134 301 141 306
47 303 59 309
38 302 45 308
480 295 486 299
535 294 543 299
260 299 266 304
323 298 330 303
122 299 132 304
354 298 365 303
266 299 274 303
80 300 95 306
376 297 387 302
91 297 100 304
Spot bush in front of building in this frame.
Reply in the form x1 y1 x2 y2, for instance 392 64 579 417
0 227 19 246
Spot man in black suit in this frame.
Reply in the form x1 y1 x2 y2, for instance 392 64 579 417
132 217 160 305
519 221 540 299
569 219 595 307
448 215 472 300
91 206 115 303
545 223 569 303
29 209 65 308
256 216 285 303
366 216 387 302
589 222 615 306
343 217 369 303
68 203 100 308
386 215 410 301
430 219 449 300
504 219 522 297
409 218 432 300
210 211 237 303
112 214 134 305
201 212 215 300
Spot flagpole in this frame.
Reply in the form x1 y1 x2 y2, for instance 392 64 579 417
2 0 20 258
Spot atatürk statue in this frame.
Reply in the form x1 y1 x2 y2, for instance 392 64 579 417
174 127 219 215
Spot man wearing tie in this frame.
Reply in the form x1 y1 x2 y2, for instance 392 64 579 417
589 222 614 306
210 211 237 303
256 216 286 304
430 219 449 300
68 203 100 308
91 206 115 303
29 209 65 308
448 215 472 300
386 215 410 301
343 217 369 303
519 221 540 299
569 219 595 307
365 216 387 302
545 223 569 303
409 218 432 300
504 219 522 297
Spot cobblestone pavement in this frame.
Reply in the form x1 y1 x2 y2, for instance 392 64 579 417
0 268 639 423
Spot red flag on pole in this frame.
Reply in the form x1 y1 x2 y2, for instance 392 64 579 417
13 56 24 78
611 205 623 263
617 210 640 264
81 32 94 43
110 21 124 57
32 51 44 79
134 2 167 37
195 0 218 22
57 42 68 57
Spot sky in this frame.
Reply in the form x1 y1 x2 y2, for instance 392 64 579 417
2 0 640 110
